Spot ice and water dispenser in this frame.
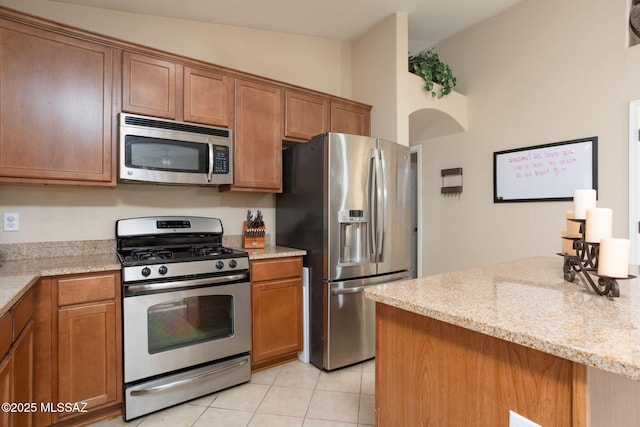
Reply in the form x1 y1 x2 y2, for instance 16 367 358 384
338 209 368 265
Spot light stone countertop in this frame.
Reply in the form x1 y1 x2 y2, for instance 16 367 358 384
364 256 640 381
0 253 121 317
242 245 306 260
0 243 305 318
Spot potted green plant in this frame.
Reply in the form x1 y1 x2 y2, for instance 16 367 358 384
408 49 457 98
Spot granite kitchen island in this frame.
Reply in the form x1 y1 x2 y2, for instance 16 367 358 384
364 256 640 427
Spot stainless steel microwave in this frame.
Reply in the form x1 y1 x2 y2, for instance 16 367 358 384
119 113 233 186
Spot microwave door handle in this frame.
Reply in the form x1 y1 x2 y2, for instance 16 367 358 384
207 141 214 182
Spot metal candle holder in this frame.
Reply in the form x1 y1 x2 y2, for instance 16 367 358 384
561 219 625 297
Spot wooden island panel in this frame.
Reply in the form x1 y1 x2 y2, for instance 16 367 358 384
375 303 585 427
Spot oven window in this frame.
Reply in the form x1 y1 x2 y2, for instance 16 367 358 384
125 135 208 173
147 295 233 354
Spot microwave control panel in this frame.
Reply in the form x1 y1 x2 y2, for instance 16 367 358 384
212 145 230 174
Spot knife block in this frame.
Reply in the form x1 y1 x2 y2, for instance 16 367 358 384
242 221 265 249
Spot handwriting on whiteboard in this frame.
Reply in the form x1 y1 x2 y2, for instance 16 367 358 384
494 138 596 201
508 148 577 179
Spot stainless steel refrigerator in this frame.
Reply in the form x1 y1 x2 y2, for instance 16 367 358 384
276 132 411 370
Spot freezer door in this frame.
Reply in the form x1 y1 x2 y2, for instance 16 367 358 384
327 133 378 281
325 271 411 370
374 139 411 275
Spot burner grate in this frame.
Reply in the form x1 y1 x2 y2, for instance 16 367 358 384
189 245 231 257
131 248 174 261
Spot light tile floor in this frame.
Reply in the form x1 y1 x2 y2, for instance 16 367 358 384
92 359 375 427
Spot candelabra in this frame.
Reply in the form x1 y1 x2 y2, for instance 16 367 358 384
561 219 631 297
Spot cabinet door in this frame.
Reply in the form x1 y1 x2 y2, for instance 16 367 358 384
251 277 302 366
284 91 329 141
57 302 118 419
122 51 177 120
0 20 114 185
231 79 283 191
184 66 232 127
330 101 371 136
0 355 10 427
12 321 34 427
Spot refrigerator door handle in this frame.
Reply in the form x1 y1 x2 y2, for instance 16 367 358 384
377 148 386 262
331 286 367 295
369 149 378 262
370 148 384 263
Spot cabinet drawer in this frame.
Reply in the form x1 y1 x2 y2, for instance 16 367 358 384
58 274 117 306
0 312 10 358
251 257 302 282
12 287 33 340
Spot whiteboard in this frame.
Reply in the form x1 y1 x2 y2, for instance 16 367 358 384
493 137 598 202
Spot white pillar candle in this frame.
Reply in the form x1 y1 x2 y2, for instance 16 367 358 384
573 189 597 220
585 208 613 243
561 231 574 254
598 238 631 278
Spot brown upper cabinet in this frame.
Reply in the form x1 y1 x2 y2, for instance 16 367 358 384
122 51 233 128
285 91 372 142
0 7 370 190
331 101 372 136
221 79 284 192
0 15 116 186
284 91 330 141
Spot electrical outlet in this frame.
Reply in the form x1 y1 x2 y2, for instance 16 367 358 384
509 411 541 427
3 212 19 232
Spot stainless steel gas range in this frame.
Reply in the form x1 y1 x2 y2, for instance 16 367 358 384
116 216 251 420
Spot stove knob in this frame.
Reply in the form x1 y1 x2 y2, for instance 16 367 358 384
141 267 151 277
216 260 225 270
158 265 168 275
229 259 237 269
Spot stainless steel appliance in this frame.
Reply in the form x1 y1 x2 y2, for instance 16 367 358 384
119 113 233 186
116 216 251 420
276 132 411 370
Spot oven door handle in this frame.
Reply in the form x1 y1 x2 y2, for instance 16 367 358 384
125 272 249 293
129 358 249 396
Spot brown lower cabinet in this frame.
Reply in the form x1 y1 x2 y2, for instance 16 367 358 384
250 257 303 369
0 287 35 427
35 271 122 427
375 303 585 427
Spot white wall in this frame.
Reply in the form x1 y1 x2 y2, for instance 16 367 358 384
0 0 352 244
417 0 640 274
351 13 405 144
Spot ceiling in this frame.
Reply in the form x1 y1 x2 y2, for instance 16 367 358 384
50 0 525 53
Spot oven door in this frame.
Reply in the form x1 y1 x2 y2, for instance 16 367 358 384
123 280 250 383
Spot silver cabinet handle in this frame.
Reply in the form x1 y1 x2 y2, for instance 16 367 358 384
130 358 248 396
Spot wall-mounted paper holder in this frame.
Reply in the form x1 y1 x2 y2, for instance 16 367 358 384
441 167 463 196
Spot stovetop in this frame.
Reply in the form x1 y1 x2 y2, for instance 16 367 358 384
116 216 249 283
118 244 246 266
